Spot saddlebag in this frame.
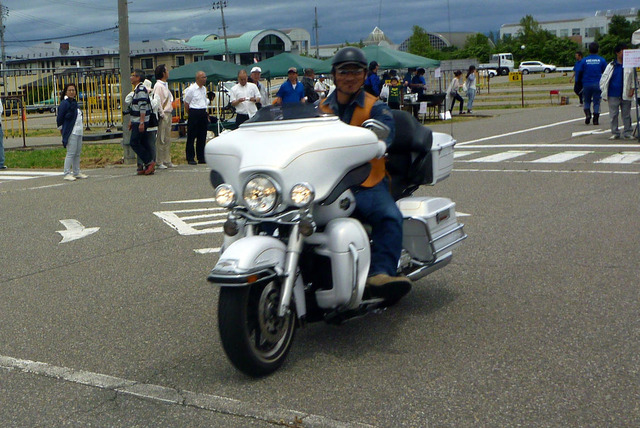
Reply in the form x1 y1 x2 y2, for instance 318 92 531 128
397 197 466 262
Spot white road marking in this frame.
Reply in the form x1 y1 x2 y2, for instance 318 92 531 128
0 355 369 428
57 219 100 243
453 151 479 158
457 113 611 146
595 152 640 164
194 248 221 254
162 197 217 204
0 171 62 176
453 168 640 175
571 129 609 137
155 210 223 235
457 212 471 217
531 151 593 163
467 150 532 162
459 143 640 149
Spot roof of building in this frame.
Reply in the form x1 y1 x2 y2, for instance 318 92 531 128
9 42 117 62
186 29 291 56
364 27 394 45
188 34 220 43
129 39 206 57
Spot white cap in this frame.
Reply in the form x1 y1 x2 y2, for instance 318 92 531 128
143 79 152 90
251 66 261 73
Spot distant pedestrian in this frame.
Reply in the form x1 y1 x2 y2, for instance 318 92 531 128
579 42 607 125
143 79 159 166
128 69 155 175
364 61 381 97
275 67 305 105
411 68 427 118
403 68 416 90
465 65 477 114
152 64 175 168
56 83 88 181
0 99 5 170
248 66 269 108
230 69 261 126
447 70 464 115
302 68 319 104
380 76 403 110
183 71 210 164
314 74 330 98
570 51 584 105
600 43 634 140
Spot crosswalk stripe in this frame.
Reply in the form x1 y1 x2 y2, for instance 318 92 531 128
0 171 62 176
467 151 533 163
595 152 640 164
531 151 593 163
454 151 479 159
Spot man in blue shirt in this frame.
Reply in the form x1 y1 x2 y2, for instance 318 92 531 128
570 51 584 105
579 42 607 125
275 67 305 105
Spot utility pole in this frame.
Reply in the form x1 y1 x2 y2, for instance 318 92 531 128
313 7 320 59
118 0 135 163
0 1 8 97
212 1 230 62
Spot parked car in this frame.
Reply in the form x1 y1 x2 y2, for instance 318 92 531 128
518 61 556 74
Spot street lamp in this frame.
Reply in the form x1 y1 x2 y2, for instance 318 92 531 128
212 1 230 62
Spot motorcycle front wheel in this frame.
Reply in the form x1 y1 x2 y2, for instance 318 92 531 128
218 280 296 377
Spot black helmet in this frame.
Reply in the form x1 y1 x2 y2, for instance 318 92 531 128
331 47 367 70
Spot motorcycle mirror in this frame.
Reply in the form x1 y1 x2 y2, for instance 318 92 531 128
362 119 390 142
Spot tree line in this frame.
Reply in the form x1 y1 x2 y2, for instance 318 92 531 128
408 13 640 66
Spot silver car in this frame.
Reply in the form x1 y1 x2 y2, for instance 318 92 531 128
518 61 556 74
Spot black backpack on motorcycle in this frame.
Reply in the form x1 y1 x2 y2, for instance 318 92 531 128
386 110 434 200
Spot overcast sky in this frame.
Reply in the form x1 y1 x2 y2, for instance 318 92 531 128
2 0 637 54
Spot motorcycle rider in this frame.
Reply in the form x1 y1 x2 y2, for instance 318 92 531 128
320 47 412 300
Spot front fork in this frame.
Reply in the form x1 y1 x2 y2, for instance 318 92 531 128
278 223 303 317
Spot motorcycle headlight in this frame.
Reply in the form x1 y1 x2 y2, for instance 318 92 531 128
290 182 315 208
243 175 279 214
215 184 236 208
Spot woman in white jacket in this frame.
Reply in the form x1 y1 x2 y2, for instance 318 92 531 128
600 43 635 140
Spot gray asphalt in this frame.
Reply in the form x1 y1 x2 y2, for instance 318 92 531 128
1 102 639 427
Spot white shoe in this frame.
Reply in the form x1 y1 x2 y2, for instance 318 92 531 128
165 162 176 168
609 135 620 140
623 135 634 140
64 174 76 181
75 173 89 179
157 163 168 169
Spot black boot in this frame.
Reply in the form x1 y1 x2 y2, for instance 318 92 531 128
593 113 599 125
584 109 591 125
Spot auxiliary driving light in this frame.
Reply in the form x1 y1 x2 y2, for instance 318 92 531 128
215 184 236 208
290 182 315 207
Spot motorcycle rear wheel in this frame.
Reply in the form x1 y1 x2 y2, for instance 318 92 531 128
218 281 296 377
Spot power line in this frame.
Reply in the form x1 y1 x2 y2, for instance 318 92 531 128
5 26 118 44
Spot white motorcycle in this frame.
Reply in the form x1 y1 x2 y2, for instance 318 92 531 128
205 104 466 377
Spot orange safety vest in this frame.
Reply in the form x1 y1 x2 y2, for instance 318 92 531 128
320 92 386 187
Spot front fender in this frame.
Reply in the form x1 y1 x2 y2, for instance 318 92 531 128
207 236 286 286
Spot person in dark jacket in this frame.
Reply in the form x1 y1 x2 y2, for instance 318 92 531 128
56 83 88 181
364 61 381 96
302 68 319 104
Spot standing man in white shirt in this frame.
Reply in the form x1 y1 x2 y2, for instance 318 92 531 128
183 71 210 165
230 70 261 127
314 74 329 99
248 66 269 109
152 64 175 168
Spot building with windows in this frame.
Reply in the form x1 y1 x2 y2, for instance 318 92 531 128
398 32 496 52
185 28 311 64
499 8 638 49
6 40 206 75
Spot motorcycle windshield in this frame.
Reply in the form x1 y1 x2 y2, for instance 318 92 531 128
206 104 380 207
246 103 328 123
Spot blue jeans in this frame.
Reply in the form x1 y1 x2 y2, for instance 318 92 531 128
353 178 403 276
467 88 476 111
582 84 602 114
0 126 4 167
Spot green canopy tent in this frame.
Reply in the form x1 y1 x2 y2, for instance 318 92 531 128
315 45 440 73
249 52 326 78
167 59 245 83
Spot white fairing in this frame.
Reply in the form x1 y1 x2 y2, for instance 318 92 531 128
305 218 370 309
212 236 286 274
204 116 379 206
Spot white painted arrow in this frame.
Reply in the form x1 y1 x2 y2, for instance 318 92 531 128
57 219 100 243
571 129 609 137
